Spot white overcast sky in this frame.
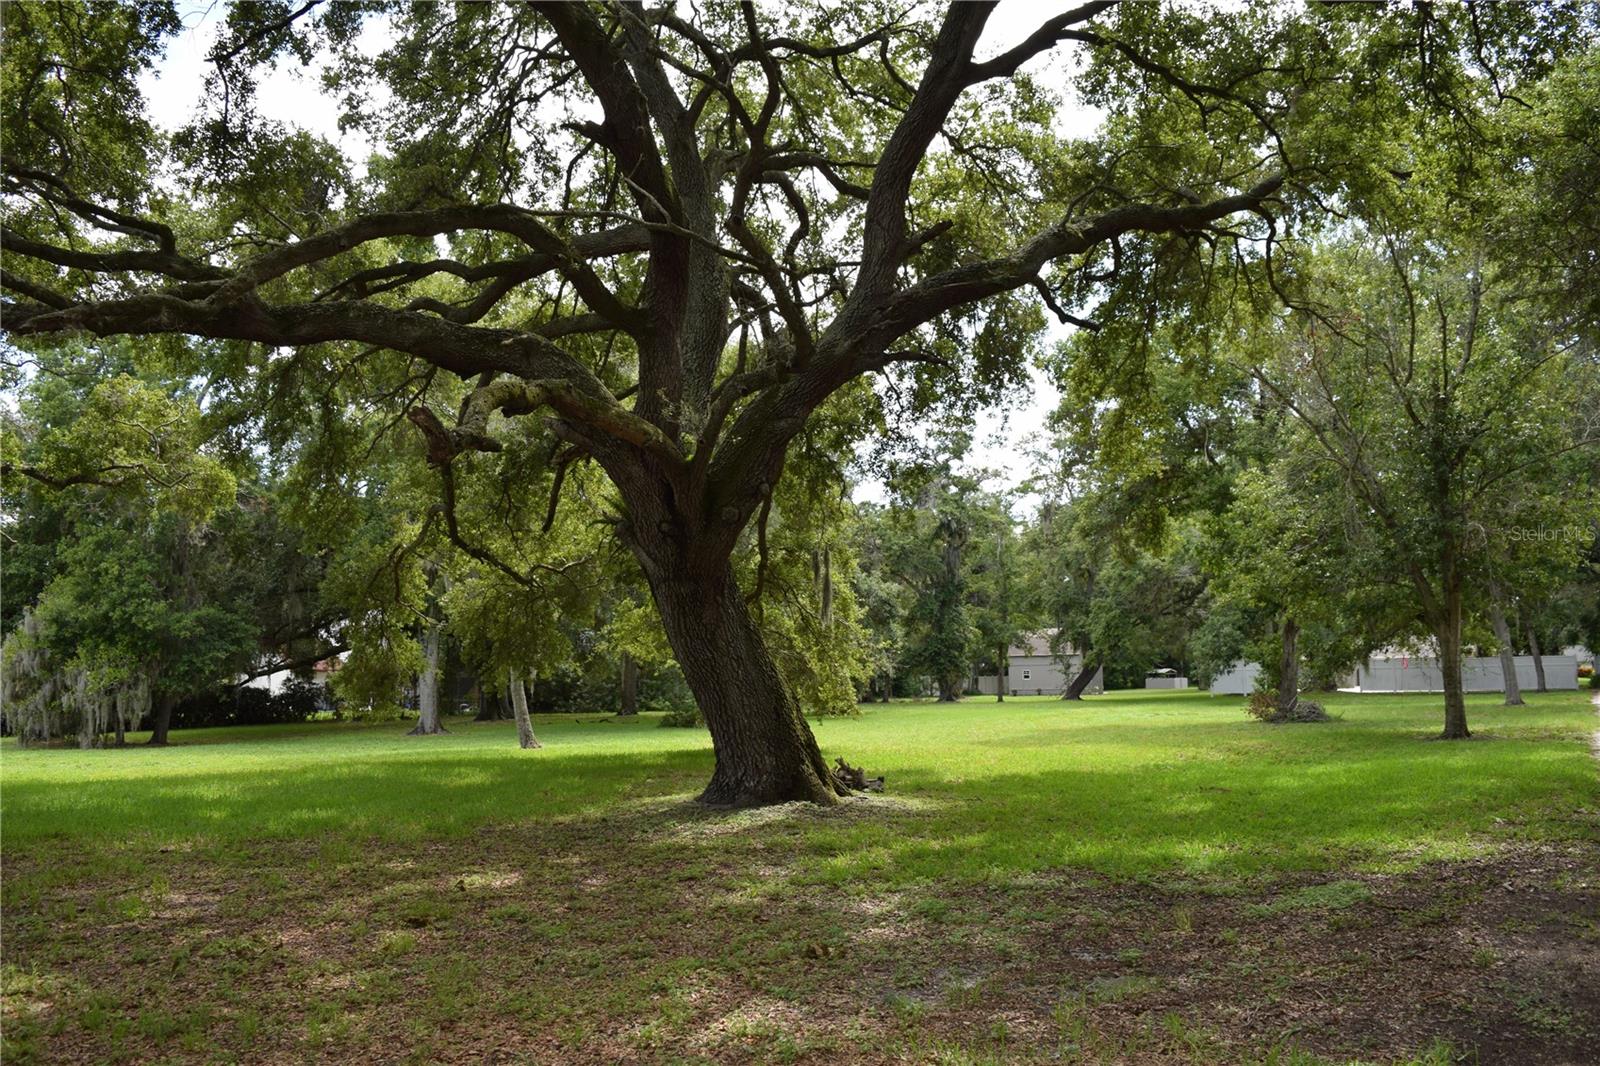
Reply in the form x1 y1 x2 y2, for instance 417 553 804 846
139 1 1102 504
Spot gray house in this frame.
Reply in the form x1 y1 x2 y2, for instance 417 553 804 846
975 631 1104 696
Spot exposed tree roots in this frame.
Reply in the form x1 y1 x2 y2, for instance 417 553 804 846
831 758 884 793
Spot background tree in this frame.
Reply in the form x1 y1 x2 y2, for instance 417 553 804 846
851 502 915 702
873 464 989 703
1018 487 1105 701
1200 462 1376 715
0 343 271 745
1246 236 1599 737
967 487 1035 701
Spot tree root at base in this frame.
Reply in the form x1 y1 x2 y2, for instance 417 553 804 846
831 758 884 793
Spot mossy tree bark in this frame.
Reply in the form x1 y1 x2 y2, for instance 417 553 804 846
636 547 842 807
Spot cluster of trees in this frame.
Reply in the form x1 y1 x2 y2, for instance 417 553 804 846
2 1 1598 803
0 335 863 747
849 325 1600 725
853 13 1600 740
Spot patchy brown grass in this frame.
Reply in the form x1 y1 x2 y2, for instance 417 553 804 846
4 797 1597 1065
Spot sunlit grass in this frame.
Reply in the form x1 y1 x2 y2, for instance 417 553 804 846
4 688 1594 880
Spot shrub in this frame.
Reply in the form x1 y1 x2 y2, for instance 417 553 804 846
657 705 705 728
527 659 697 714
170 678 324 728
1245 690 1331 723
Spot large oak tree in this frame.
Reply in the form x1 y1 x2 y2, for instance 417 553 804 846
4 0 1580 802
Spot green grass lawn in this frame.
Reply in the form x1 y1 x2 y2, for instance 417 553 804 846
4 689 1598 1064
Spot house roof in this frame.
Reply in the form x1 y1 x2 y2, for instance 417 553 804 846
1007 629 1078 658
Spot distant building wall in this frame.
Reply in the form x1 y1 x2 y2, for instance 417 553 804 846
1209 660 1262 696
1357 655 1578 692
977 655 1103 696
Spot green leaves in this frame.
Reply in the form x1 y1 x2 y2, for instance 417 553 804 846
7 370 235 521
0 0 177 202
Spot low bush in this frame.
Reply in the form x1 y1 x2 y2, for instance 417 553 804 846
657 705 705 728
170 678 324 728
1245 690 1332 723
528 659 696 714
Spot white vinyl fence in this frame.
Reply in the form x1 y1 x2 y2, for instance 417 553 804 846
1356 655 1578 693
1209 660 1262 695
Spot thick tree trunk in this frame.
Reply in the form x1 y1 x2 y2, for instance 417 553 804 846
618 652 640 716
147 694 175 746
1062 655 1100 700
1436 604 1470 739
408 624 448 735
509 670 540 749
1525 619 1547 692
474 691 507 721
936 674 961 702
1488 595 1524 706
639 557 842 807
1277 616 1301 717
995 642 1006 702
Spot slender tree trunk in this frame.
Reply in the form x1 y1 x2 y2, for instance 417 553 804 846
1277 616 1301 717
882 665 893 702
1062 654 1101 700
1436 600 1470 739
995 642 1006 702
618 652 640 715
147 694 175 746
638 556 842 807
509 670 540 749
1525 619 1547 692
819 548 833 625
1488 594 1524 706
408 623 447 735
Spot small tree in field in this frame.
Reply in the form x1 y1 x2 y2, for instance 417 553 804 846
1249 237 1599 738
